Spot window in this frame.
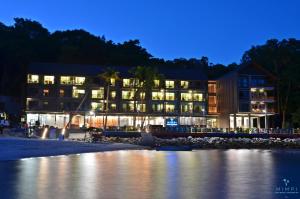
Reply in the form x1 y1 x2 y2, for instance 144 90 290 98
165 80 174 89
180 81 189 89
27 74 39 83
152 103 163 112
122 102 134 112
137 104 146 112
152 91 164 100
165 92 175 101
165 103 175 112
239 90 249 100
123 79 134 87
208 106 217 113
239 77 249 88
110 91 116 99
194 104 204 113
208 83 216 93
43 89 49 96
181 92 192 101
72 87 85 98
251 77 266 86
60 76 85 85
74 77 85 85
208 96 216 105
60 76 72 85
91 102 104 111
44 76 54 84
181 102 193 113
154 80 160 88
92 88 104 99
59 89 65 97
110 104 117 111
122 90 135 100
140 92 145 100
193 93 203 101
110 78 116 86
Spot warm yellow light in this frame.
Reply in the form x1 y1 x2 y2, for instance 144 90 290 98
42 128 48 139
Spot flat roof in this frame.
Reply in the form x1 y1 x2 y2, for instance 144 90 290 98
28 63 207 80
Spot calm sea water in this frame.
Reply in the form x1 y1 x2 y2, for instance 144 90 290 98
1 150 300 199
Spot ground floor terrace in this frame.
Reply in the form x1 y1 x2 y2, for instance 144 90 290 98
26 112 210 129
227 113 277 129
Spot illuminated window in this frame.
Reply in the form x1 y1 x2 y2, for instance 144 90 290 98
43 89 49 96
181 92 192 101
180 81 189 89
122 102 135 112
154 80 160 88
123 79 134 87
122 90 135 100
59 89 65 97
139 92 145 100
193 93 203 101
60 76 85 85
165 80 174 89
27 74 39 83
208 83 216 93
74 77 85 85
60 76 72 85
91 102 104 111
181 102 193 113
152 103 163 112
110 104 117 111
110 91 116 99
72 87 85 98
110 78 116 86
152 91 164 100
208 106 217 113
137 104 146 112
165 103 175 112
165 92 175 100
44 76 54 84
92 88 104 99
194 104 204 113
208 96 216 105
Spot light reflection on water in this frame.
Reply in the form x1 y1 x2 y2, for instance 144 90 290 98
1 150 300 199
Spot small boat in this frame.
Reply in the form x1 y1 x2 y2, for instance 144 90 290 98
156 145 192 151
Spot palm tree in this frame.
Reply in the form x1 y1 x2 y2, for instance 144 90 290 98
130 66 164 131
99 67 120 131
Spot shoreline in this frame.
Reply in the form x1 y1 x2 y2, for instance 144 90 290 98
1 136 300 161
0 138 147 161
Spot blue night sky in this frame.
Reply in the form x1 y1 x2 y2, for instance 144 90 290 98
0 0 299 64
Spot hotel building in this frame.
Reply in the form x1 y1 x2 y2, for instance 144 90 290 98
26 63 208 129
217 63 277 129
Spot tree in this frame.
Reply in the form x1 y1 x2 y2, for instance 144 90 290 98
130 66 164 130
99 67 120 131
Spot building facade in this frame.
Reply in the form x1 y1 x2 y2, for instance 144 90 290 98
217 63 277 129
26 63 208 129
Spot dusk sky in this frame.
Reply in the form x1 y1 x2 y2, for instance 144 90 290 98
1 0 299 64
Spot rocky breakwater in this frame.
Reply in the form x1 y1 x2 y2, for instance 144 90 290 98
154 136 300 149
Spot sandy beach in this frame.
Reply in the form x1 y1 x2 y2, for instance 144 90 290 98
0 137 146 161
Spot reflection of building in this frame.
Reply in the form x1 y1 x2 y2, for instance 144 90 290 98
217 63 277 129
26 63 207 128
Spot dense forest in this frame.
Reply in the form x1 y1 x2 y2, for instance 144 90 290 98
0 18 299 127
